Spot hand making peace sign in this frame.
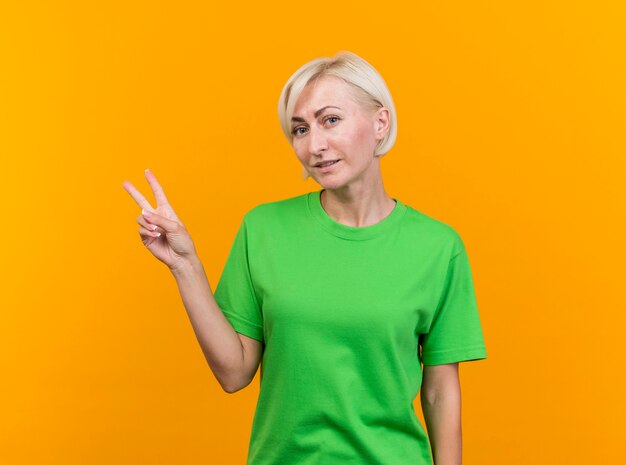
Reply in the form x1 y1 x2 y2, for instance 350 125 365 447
122 169 198 272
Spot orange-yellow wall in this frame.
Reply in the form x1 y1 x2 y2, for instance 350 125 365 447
1 1 624 463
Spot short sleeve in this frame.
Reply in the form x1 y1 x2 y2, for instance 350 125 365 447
213 216 264 343
420 244 487 366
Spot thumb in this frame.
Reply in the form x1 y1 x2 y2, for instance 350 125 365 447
141 208 180 232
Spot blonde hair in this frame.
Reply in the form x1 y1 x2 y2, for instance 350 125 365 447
277 51 398 180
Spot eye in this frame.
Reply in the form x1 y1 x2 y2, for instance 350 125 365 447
291 115 341 137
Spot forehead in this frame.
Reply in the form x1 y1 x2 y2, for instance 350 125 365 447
293 76 356 114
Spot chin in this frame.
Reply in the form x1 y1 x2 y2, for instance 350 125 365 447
318 178 348 190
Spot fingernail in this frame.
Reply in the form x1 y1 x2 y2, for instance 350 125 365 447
145 168 150 173
142 208 151 218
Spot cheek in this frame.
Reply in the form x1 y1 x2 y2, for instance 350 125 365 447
293 144 308 163
346 124 374 153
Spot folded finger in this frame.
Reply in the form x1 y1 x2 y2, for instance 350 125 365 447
137 215 165 233
139 225 161 238
140 208 177 233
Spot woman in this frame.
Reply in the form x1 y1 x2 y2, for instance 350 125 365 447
122 50 487 465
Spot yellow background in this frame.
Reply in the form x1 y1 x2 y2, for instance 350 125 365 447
1 1 624 463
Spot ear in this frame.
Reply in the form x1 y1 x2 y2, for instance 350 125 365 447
373 107 391 141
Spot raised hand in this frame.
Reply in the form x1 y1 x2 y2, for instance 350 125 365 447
122 169 198 271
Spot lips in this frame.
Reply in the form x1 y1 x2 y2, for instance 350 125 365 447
314 159 340 167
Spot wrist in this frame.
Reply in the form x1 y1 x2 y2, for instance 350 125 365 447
170 255 203 278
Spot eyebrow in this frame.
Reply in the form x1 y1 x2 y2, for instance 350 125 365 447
291 106 342 124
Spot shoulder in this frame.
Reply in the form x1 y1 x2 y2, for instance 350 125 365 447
241 191 309 226
401 203 466 258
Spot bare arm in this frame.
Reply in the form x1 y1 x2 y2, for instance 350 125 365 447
171 256 263 393
122 170 262 394
421 363 462 465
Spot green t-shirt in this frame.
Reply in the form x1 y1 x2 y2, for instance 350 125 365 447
213 189 487 465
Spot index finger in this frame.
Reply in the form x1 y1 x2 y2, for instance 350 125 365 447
144 169 172 208
121 179 156 213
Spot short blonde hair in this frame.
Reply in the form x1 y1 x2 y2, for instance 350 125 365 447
277 51 398 179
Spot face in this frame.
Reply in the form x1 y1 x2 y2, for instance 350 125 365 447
291 75 390 189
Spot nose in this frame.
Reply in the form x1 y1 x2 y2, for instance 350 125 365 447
308 125 328 156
